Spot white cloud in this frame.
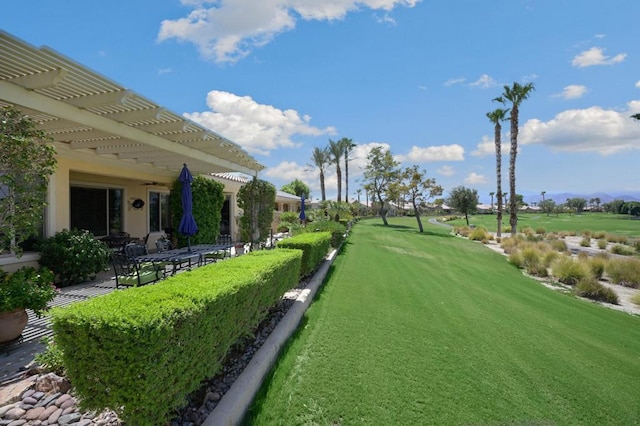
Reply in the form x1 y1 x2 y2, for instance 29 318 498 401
471 135 509 157
157 68 173 75
553 84 588 100
520 101 640 155
158 0 420 63
444 77 466 87
264 161 315 183
571 47 627 68
464 172 487 185
184 90 335 155
470 74 497 89
437 165 455 177
636 81 640 88
396 144 465 163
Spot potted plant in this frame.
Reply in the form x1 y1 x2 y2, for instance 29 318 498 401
0 266 57 343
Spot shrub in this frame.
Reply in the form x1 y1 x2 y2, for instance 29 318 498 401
0 266 57 316
575 276 619 304
52 249 302 425
469 227 490 241
580 237 592 247
508 251 524 268
277 232 331 277
35 336 65 375
606 233 628 244
535 227 546 235
454 226 470 237
297 220 346 248
597 238 608 250
593 231 607 239
631 293 640 306
610 244 634 256
549 239 568 252
38 229 110 286
587 256 608 280
542 250 560 268
606 258 640 288
551 256 591 286
632 239 640 253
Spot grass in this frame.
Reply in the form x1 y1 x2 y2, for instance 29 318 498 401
447 212 640 238
246 217 640 424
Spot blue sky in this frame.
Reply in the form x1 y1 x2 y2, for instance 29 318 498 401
2 0 640 203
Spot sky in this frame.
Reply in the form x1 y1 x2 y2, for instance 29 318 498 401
2 0 640 203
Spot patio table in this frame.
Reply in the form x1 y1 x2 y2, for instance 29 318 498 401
135 244 232 275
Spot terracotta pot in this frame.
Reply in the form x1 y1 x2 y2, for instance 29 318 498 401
0 308 28 343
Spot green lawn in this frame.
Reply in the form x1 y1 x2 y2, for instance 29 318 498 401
246 217 640 425
448 212 640 237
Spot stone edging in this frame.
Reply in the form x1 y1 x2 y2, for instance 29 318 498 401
203 248 339 425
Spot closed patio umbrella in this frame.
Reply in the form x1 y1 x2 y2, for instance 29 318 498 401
178 163 198 251
299 195 306 222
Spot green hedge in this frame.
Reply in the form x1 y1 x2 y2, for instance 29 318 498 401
296 220 347 248
51 249 302 425
276 232 331 277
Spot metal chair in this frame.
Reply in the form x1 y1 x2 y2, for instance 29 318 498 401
155 237 173 253
110 252 164 288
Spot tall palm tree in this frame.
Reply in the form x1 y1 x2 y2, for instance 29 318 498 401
494 81 535 236
489 192 495 210
309 146 331 201
487 108 509 238
340 138 356 203
541 191 546 202
328 139 344 203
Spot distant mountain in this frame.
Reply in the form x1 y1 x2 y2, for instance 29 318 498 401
523 192 640 205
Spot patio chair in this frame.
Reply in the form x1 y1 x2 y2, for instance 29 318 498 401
111 252 165 288
124 243 149 257
155 237 173 252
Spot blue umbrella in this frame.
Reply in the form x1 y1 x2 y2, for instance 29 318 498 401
178 163 198 251
299 195 306 222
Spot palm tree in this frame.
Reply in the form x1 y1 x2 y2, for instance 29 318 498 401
328 139 344 203
487 108 509 238
494 81 535 236
541 191 546 202
309 146 331 201
341 138 356 203
489 192 495 210
632 113 640 121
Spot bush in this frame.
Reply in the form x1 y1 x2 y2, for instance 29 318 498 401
631 293 640 306
580 237 592 247
593 231 607 239
551 256 591 286
587 256 608 280
632 239 640 253
508 251 523 268
597 238 608 250
52 249 302 425
454 226 470 238
35 336 65 375
38 229 110 286
535 227 546 235
297 220 346 248
610 244 634 256
549 239 568 252
575 276 619 304
277 232 332 277
606 258 640 288
606 233 628 244
469 227 490 241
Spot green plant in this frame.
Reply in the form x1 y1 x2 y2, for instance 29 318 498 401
587 257 608 280
535 227 546 235
37 229 110 286
631 293 640 306
35 336 65 375
297 220 346 248
0 266 56 316
575 276 619 304
277 232 331 277
610 244 634 256
549 239 568 252
606 258 640 288
580 237 592 247
469 227 490 241
597 238 608 250
0 106 57 255
551 256 591 286
238 178 276 247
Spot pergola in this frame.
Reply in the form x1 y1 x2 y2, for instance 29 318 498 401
0 30 264 177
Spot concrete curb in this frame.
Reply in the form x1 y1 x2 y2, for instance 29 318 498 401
204 248 339 426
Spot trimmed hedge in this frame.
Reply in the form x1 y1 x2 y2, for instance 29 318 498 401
277 232 331 277
51 249 302 425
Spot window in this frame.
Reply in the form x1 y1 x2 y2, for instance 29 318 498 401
70 187 123 236
149 191 170 232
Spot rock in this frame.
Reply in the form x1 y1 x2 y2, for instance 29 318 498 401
35 373 70 394
39 405 58 420
58 412 82 425
21 390 34 399
6 419 27 426
36 392 60 408
55 393 73 406
59 398 75 410
47 407 63 424
0 377 36 406
0 403 18 417
75 420 93 426
24 406 46 420
61 405 75 415
21 396 37 405
3 407 26 420
31 392 44 400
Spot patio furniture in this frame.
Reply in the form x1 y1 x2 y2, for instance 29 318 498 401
111 252 165 289
124 242 149 257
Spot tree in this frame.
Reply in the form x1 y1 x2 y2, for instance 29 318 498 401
539 199 556 217
398 165 443 232
341 138 356 203
489 192 495 210
494 81 535 236
328 139 344 202
363 146 400 226
0 106 57 255
631 113 640 121
541 191 546 202
447 186 479 226
487 108 509 238
280 179 310 199
237 178 276 250
566 197 587 215
309 146 331 201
